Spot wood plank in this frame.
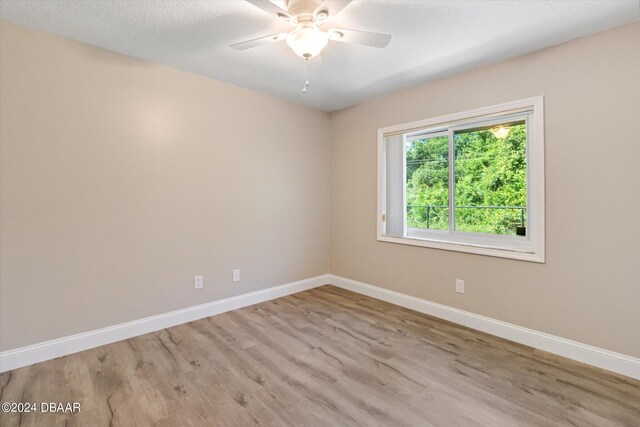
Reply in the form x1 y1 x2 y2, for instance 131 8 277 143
0 285 638 426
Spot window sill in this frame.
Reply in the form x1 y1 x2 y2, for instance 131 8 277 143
377 233 545 263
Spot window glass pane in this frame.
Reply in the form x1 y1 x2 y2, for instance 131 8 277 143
406 134 449 230
454 120 527 236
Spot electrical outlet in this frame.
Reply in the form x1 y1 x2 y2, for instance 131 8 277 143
455 279 464 294
194 275 204 290
232 269 240 282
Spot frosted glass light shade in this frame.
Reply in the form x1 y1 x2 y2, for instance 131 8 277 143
287 26 329 58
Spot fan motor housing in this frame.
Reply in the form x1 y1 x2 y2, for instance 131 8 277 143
286 0 324 19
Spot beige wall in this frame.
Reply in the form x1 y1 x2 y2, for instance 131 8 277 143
329 21 640 358
0 21 330 351
2 20 639 359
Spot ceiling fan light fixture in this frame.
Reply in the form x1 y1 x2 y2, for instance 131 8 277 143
286 25 328 59
328 30 344 40
315 10 329 21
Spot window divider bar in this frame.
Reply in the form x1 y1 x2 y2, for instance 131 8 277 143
448 128 455 233
402 134 408 237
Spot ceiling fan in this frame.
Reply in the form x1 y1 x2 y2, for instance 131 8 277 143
231 0 392 59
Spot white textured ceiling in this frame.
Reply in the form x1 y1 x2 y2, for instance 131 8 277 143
1 0 638 111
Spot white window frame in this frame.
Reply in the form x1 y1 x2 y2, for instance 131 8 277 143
377 96 545 263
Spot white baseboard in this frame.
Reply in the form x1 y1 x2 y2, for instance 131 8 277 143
3 273 638 381
328 274 640 380
0 274 331 373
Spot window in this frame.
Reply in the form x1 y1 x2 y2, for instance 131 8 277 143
378 97 544 262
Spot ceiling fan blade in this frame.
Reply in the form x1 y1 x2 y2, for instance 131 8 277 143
314 1 353 20
327 28 391 48
230 33 288 51
244 0 291 20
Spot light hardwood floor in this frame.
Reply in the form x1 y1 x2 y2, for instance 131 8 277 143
1 285 639 426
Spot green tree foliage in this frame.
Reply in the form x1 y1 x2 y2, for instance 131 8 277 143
406 123 527 235
406 135 449 230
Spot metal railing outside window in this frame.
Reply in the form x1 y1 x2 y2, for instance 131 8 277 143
407 205 526 229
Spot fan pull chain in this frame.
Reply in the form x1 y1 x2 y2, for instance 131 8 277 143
302 59 310 94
